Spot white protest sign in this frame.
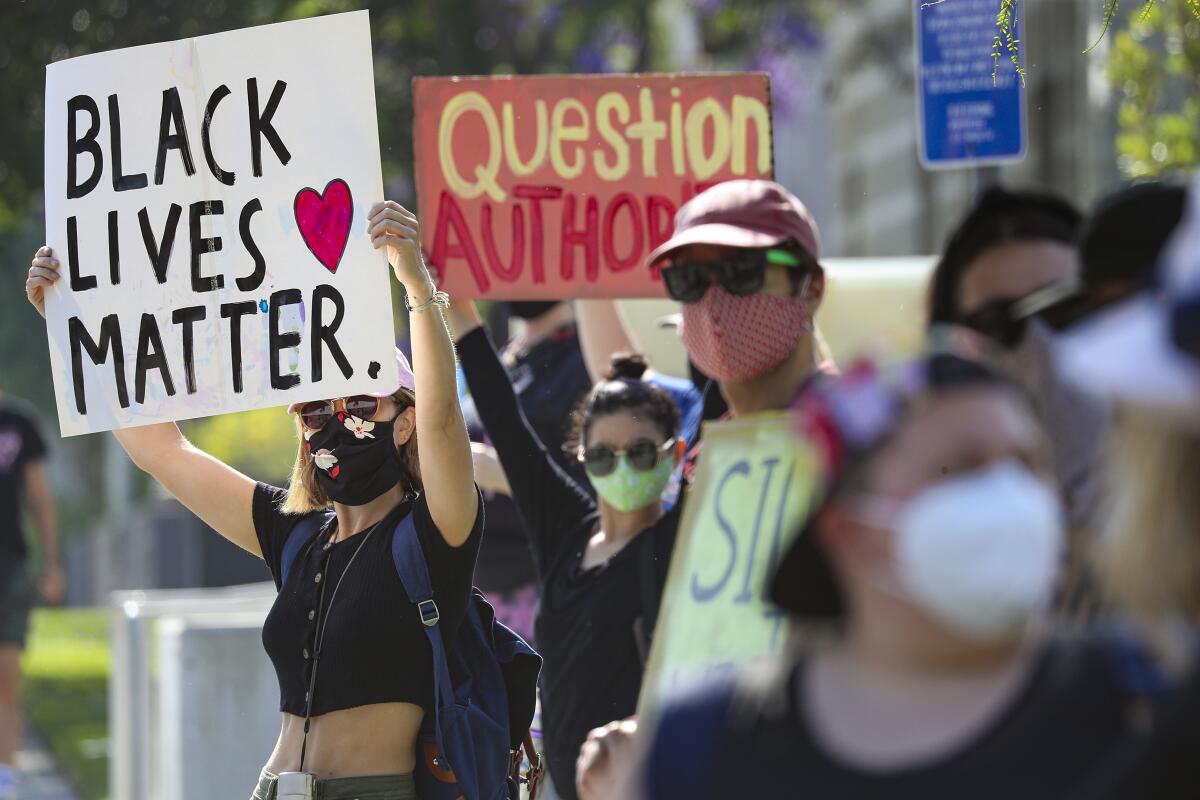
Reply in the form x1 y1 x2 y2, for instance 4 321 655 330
43 11 398 436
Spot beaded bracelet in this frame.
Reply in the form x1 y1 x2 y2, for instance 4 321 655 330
406 289 451 313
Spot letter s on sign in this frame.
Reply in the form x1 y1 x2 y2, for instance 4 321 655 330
691 460 749 603
438 91 507 202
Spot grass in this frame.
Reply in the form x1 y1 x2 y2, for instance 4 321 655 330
21 608 110 800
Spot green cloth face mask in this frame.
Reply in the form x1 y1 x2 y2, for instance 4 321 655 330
589 453 676 512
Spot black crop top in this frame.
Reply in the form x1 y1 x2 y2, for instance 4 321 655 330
255 484 484 717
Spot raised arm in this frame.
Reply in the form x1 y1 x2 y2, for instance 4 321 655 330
368 202 478 547
574 300 643 383
443 295 596 568
25 247 260 555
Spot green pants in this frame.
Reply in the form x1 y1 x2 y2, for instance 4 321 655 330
251 769 418 800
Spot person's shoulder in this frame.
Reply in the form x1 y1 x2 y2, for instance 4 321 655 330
255 481 292 511
411 486 484 552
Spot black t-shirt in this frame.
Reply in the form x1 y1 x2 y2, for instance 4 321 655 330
0 403 48 561
646 639 1145 800
1096 650 1200 799
255 485 483 717
458 327 682 800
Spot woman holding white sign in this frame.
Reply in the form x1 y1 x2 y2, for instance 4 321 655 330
26 202 486 800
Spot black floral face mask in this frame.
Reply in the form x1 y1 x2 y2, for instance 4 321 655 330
305 412 406 506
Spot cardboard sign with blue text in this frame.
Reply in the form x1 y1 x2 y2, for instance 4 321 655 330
640 414 816 715
42 11 397 436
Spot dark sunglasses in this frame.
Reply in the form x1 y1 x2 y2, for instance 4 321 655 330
959 279 1081 348
299 395 390 431
663 248 807 304
579 437 677 477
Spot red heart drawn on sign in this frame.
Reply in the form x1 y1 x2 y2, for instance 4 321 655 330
294 178 353 273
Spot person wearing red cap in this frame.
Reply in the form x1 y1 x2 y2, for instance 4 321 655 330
647 179 829 418
572 180 828 798
25 202 482 800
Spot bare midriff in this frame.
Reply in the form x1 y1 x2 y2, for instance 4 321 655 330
263 702 425 778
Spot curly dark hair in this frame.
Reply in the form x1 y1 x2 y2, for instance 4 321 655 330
571 353 681 450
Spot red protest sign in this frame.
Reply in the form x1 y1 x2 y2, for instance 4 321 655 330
413 73 774 299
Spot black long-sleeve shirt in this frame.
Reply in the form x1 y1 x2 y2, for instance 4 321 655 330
457 326 683 800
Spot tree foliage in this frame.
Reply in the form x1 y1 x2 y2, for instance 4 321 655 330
0 0 824 480
0 0 823 236
1108 0 1200 177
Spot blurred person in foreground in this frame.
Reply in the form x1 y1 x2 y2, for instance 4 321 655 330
1059 177 1200 798
927 187 1106 533
1069 181 1187 318
579 346 1154 800
925 183 1186 621
0 394 62 800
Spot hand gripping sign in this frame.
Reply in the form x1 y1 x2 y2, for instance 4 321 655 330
42 11 398 436
413 73 774 300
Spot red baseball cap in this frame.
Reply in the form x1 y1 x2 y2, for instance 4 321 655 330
286 348 415 414
645 179 821 269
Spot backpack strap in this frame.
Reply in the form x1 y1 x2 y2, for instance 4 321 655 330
280 513 331 586
1102 629 1174 737
390 514 457 769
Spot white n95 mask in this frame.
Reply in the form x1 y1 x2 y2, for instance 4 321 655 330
866 461 1065 641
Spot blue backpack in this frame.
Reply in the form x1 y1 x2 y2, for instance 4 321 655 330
281 509 544 800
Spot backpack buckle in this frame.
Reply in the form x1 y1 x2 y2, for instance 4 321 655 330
418 599 440 627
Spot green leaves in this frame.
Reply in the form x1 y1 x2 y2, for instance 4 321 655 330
993 0 1025 85
1108 0 1200 176
1085 0 1122 53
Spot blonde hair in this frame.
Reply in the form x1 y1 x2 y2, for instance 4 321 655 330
281 390 420 514
1096 409 1200 623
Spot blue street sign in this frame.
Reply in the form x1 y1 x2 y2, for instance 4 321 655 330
915 0 1027 168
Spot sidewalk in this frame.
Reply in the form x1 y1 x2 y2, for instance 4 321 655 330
14 723 79 800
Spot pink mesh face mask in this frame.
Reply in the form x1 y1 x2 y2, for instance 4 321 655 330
679 285 811 383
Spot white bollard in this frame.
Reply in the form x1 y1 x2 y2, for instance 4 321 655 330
156 613 281 800
109 583 276 800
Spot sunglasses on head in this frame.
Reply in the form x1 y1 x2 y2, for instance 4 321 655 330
958 279 1081 348
663 248 809 304
579 437 677 477
299 395 393 431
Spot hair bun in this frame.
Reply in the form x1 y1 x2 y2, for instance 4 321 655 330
606 352 649 381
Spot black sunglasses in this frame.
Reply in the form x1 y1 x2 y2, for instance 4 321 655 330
299 395 390 431
663 248 809 304
959 280 1081 348
579 438 676 477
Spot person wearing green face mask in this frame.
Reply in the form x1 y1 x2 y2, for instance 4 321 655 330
444 298 684 800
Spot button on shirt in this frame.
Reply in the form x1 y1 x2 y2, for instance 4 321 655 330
257 486 484 717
